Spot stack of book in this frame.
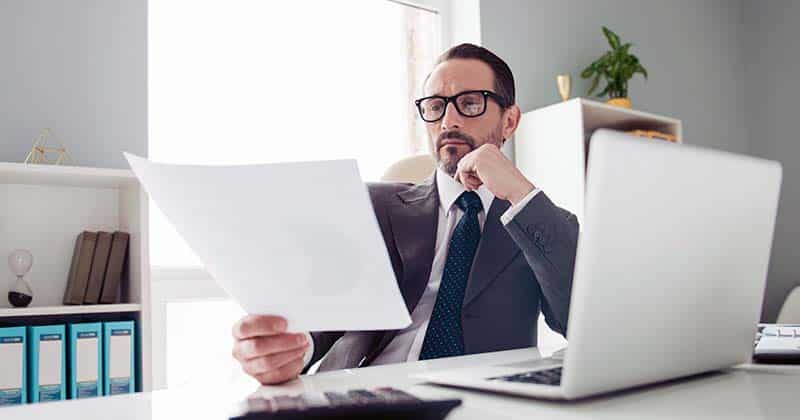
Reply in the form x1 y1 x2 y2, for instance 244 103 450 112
62 231 130 305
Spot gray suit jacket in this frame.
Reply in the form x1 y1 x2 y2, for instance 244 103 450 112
308 174 579 371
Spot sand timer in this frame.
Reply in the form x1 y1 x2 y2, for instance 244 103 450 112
8 249 34 307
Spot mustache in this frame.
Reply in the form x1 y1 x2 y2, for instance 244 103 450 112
437 131 476 150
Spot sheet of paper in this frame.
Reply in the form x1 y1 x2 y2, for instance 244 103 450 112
125 153 411 332
109 335 131 379
76 337 99 382
0 342 23 389
39 340 62 386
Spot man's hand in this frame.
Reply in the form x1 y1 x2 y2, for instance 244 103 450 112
232 315 310 385
455 143 535 205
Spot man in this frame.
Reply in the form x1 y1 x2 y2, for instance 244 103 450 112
231 43 579 385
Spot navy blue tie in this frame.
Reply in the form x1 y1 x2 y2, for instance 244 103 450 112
420 191 483 360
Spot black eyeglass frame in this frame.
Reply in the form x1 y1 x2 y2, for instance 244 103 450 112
414 90 511 123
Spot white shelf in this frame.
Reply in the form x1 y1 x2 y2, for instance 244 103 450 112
0 303 141 318
0 162 152 391
515 98 683 224
0 162 138 189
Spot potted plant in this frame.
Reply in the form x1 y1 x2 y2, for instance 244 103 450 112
581 26 648 109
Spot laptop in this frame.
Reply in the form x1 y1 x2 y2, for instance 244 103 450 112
415 129 783 400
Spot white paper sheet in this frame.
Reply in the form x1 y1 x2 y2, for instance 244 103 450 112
125 153 411 332
109 335 131 379
0 342 23 389
39 340 62 386
76 338 99 382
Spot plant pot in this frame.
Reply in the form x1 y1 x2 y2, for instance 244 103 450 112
606 97 632 109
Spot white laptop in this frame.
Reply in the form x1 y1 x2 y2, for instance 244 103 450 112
415 129 782 400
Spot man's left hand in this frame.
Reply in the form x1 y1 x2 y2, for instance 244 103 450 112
455 143 535 206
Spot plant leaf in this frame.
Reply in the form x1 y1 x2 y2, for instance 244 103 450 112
588 74 600 95
581 65 594 79
598 83 611 98
602 26 621 49
637 64 649 79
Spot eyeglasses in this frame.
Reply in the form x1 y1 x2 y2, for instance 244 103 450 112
414 90 509 123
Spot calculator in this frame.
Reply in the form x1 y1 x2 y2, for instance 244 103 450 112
230 387 461 420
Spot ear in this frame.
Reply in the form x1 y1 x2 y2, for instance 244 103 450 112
501 104 522 141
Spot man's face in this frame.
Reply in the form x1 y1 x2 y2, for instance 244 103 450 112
423 58 510 176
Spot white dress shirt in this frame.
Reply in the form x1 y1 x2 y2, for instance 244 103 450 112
304 169 540 368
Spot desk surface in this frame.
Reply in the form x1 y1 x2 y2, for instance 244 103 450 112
3 348 799 419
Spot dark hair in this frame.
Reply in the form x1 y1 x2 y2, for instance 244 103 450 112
427 43 515 107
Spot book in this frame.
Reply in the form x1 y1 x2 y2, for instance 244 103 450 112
27 325 66 403
99 231 130 304
63 231 98 305
68 323 103 399
103 321 135 395
83 232 113 304
0 327 26 405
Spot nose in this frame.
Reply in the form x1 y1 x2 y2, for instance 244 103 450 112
439 101 463 131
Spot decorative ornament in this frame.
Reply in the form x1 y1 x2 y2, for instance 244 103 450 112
8 249 34 308
24 128 74 165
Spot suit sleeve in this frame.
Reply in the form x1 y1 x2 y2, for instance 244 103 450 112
502 192 579 336
302 331 344 373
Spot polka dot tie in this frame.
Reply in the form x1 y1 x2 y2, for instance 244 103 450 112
419 191 483 360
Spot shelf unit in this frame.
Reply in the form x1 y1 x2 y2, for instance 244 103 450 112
0 162 151 392
514 98 683 223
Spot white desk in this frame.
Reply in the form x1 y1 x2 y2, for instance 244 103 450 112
3 348 798 419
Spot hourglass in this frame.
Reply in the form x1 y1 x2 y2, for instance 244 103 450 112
8 249 34 307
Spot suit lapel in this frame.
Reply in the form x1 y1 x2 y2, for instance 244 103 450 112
364 176 439 364
388 176 440 311
463 198 521 307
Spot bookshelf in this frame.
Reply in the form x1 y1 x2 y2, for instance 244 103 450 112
0 162 151 392
514 98 683 223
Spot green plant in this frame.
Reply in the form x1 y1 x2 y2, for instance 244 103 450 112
581 26 648 99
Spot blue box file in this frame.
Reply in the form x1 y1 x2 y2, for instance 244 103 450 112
27 325 66 403
103 321 135 395
0 327 26 405
68 323 103 399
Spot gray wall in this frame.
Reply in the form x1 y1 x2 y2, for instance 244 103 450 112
0 0 146 169
481 0 750 154
481 0 799 321
744 0 800 321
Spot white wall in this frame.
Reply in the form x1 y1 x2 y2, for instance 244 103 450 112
0 0 146 169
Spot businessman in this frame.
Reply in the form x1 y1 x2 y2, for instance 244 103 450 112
232 43 579 385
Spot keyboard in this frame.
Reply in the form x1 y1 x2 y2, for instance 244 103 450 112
488 366 562 386
754 324 800 364
230 387 462 420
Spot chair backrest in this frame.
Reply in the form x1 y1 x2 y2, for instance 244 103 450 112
380 154 436 183
777 286 800 323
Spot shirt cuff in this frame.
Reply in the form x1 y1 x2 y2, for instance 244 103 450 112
500 188 541 225
302 332 314 369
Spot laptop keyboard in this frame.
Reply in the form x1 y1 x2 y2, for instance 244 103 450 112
488 366 563 386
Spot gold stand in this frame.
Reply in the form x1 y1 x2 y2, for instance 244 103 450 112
24 128 74 165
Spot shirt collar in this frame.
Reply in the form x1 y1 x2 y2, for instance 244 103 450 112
435 168 494 215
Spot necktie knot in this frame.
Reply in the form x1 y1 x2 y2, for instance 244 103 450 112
456 191 483 213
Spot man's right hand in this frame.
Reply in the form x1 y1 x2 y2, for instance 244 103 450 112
232 315 311 385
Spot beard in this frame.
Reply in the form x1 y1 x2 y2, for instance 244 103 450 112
435 125 505 176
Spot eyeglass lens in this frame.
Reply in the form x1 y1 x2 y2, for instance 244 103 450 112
419 92 486 121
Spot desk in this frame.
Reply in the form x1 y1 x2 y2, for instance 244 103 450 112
3 348 798 419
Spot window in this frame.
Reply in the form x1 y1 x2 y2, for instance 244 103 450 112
148 0 445 389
